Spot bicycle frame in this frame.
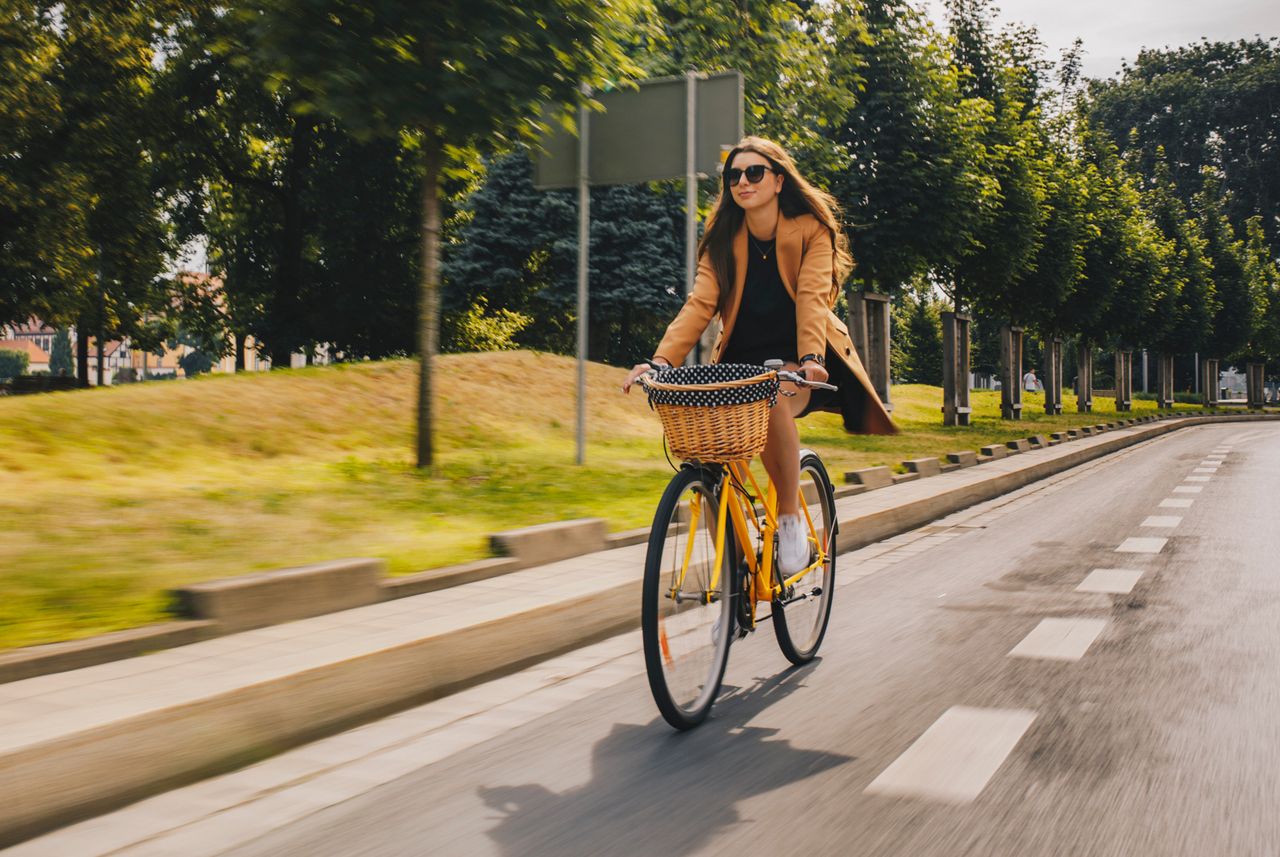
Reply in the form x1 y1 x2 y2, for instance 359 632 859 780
682 460 831 629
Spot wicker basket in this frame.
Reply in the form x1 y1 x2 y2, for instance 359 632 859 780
640 364 780 463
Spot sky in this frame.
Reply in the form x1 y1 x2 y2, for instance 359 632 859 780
916 0 1280 80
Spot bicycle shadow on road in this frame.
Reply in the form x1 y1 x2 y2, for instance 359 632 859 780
478 662 853 857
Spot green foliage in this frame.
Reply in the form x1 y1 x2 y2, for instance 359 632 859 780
49 329 74 378
444 299 532 353
1194 172 1253 361
1142 153 1218 353
0 349 29 381
443 153 686 365
178 349 215 377
634 0 858 176
826 0 996 293
899 289 945 385
943 0 1047 316
1239 218 1280 362
1088 39 1280 257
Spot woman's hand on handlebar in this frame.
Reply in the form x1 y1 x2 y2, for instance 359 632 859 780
622 359 669 393
800 360 829 385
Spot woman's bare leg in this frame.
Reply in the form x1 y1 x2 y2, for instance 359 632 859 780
760 364 811 518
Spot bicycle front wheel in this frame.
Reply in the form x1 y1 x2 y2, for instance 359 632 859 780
642 465 735 730
772 451 837 664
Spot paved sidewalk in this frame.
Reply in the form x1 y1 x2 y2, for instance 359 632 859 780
0 415 1255 845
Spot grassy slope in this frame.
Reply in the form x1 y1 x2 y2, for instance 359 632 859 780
0 350 1204 650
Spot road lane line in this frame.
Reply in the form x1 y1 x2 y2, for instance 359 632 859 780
864 707 1037 804
1008 618 1108 661
1077 568 1143 594
1193 467 1218 473
1159 498 1193 508
1173 486 1203 493
1116 537 1167 553
1141 515 1182 528
1184 475 1211 482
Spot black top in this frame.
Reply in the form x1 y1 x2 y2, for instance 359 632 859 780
719 237 797 366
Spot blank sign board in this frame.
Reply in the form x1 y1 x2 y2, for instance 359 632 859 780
533 71 744 189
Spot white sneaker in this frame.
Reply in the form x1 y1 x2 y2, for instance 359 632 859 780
776 514 810 575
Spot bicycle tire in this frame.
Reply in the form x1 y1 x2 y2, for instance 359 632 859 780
772 451 837 664
641 465 736 730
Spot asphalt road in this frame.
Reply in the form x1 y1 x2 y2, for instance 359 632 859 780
225 423 1280 857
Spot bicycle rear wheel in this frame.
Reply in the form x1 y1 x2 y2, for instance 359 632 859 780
642 465 735 730
772 451 836 664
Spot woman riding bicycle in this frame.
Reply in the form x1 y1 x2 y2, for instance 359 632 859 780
624 136 895 575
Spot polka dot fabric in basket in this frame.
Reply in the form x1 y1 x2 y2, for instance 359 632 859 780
643 363 780 409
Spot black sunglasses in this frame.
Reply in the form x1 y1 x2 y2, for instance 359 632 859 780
723 164 775 186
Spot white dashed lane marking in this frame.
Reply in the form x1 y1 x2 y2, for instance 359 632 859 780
1193 467 1217 473
1184 475 1211 482
864 707 1038 804
1173 486 1203 494
1160 498 1194 508
1008 618 1108 661
1117 537 1167 553
1141 515 1182 528
1077 568 1143 594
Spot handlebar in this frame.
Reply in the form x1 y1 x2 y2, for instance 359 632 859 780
639 360 838 392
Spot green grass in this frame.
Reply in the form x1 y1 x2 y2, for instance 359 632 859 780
0 351 1214 651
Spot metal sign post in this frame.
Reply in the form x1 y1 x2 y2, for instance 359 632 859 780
534 71 744 465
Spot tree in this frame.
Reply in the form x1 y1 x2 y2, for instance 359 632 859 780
825 0 996 295
0 349 28 382
1194 172 1252 364
248 0 643 467
1142 153 1217 356
1088 39 1280 256
49 329 74 377
443 152 686 365
899 288 945 385
944 1 1047 319
634 0 858 177
1238 217 1280 364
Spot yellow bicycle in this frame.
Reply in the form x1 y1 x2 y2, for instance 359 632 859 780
638 360 839 730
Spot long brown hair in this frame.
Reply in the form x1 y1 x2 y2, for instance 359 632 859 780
699 136 854 316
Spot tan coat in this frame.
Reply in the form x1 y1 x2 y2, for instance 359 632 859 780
654 212 896 435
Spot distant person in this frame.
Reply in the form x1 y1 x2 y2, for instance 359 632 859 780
1023 368 1038 393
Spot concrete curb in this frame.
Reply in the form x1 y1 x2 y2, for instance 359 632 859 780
1 413 1276 845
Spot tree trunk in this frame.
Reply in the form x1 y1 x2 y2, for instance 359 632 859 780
270 117 314 370
76 321 89 387
416 141 443 469
234 332 246 373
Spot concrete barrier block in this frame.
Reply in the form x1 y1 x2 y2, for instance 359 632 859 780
1027 435 1049 447
1006 439 1030 453
1094 424 1108 432
903 457 942 477
490 518 608 569
892 472 921 484
846 466 895 489
1081 426 1095 435
1067 429 1081 438
174 559 384 634
946 451 978 468
1050 431 1069 442
979 445 1008 460
939 462 962 473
